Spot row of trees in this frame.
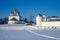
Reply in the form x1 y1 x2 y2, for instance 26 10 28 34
0 17 8 24
20 16 34 25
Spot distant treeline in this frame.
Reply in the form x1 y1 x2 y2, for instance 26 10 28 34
0 17 8 24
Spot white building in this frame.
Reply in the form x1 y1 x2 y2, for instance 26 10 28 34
36 14 60 27
36 14 42 27
8 9 20 24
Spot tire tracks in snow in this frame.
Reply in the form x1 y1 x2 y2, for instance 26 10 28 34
25 27 60 40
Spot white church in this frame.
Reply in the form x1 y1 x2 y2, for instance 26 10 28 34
8 9 20 24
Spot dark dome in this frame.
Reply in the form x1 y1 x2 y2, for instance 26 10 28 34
37 14 42 17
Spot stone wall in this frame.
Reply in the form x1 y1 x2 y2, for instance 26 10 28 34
42 21 60 26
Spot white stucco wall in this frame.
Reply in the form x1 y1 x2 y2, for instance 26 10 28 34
36 15 42 27
42 21 60 26
8 21 16 24
9 16 20 21
8 16 20 24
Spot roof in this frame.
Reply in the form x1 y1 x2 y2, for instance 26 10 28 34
37 14 42 17
10 18 18 21
10 8 20 16
47 16 59 18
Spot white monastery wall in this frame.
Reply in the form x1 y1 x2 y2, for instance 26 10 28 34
42 21 60 26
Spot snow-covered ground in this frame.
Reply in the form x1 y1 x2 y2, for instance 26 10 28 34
0 24 60 40
0 24 60 30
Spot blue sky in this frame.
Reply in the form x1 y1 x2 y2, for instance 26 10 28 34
0 0 60 19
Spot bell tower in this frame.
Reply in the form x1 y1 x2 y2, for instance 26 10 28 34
36 14 42 27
